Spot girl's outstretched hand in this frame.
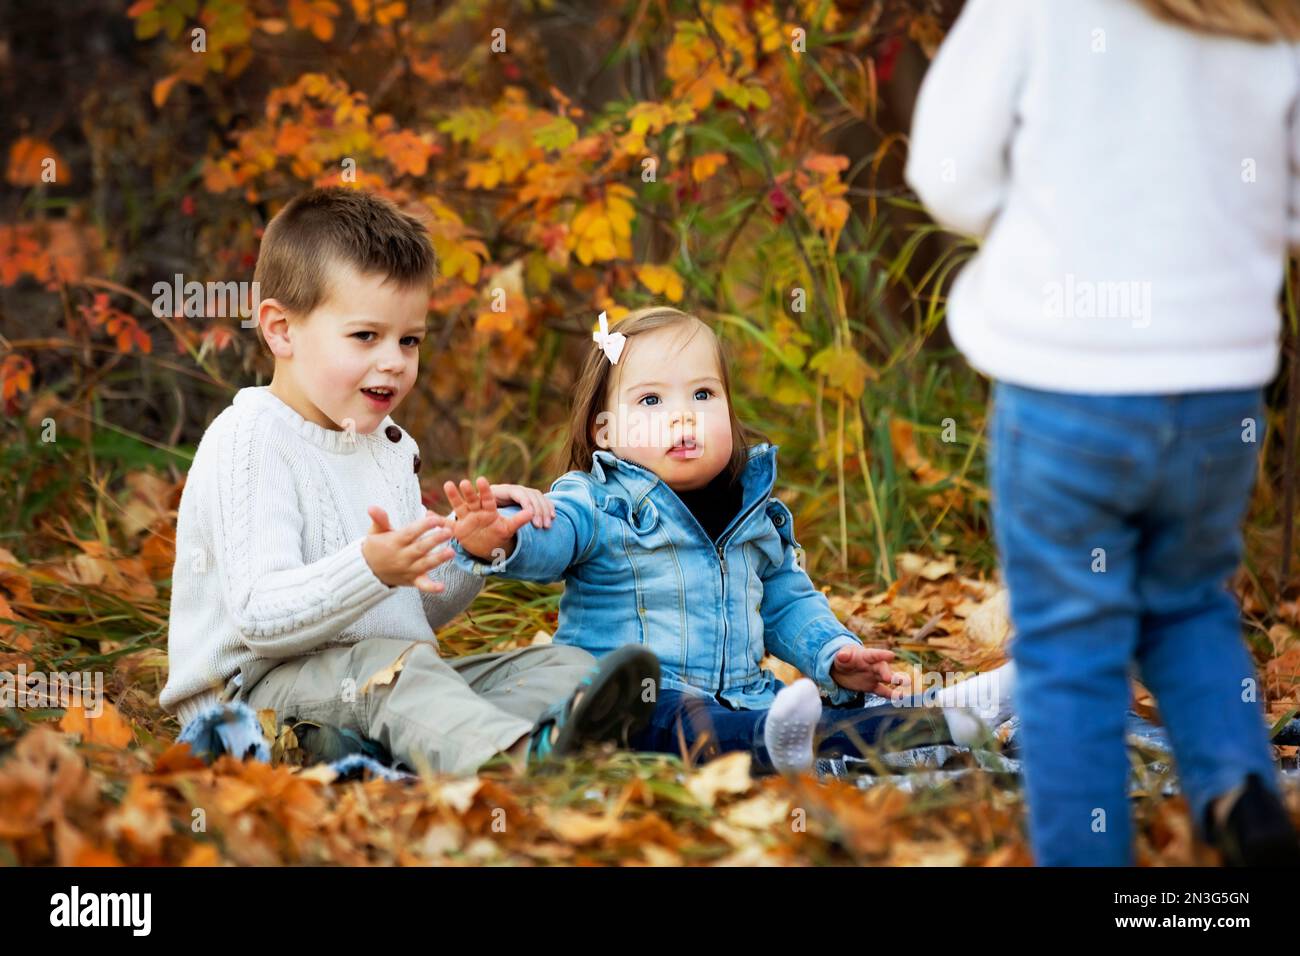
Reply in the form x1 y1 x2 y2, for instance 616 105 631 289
830 645 903 697
443 476 536 563
489 483 554 528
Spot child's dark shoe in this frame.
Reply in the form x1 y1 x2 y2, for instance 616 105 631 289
290 719 392 766
1204 774 1300 867
527 646 660 763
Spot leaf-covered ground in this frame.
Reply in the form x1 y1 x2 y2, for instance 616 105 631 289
4 0 1299 869
2 473 1296 866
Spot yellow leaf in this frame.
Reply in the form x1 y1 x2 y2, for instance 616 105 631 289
544 808 620 845
808 344 874 399
724 793 792 829
888 835 969 867
800 180 850 235
441 240 486 285
635 263 684 303
965 588 1013 648
465 159 502 189
432 777 482 814
359 643 415 694
685 752 752 807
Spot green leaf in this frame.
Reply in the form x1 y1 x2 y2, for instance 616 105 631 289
437 108 494 144
533 116 578 152
162 6 185 39
134 10 162 39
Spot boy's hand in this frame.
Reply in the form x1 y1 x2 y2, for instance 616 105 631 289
830 645 903 697
443 476 535 562
361 506 454 593
489 483 555 529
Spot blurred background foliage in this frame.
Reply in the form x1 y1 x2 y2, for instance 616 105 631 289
0 0 1295 610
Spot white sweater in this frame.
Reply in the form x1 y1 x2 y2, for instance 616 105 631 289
905 0 1300 393
159 385 483 727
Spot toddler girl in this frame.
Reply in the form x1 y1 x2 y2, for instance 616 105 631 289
444 307 1015 774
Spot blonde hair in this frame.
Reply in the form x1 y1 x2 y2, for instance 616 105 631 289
1136 0 1300 42
560 307 762 485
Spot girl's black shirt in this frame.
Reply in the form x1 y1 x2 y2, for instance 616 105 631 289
674 469 743 544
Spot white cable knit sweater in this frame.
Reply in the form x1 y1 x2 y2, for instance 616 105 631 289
905 0 1300 394
159 385 483 727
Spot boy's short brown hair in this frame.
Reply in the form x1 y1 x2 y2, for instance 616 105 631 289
253 187 437 325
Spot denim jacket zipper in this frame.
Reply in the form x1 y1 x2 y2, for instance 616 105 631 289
616 455 777 701
710 490 770 700
601 451 778 700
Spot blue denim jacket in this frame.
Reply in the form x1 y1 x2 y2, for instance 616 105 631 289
452 442 861 708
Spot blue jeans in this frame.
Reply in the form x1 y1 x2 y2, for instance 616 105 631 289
989 382 1280 866
628 688 951 774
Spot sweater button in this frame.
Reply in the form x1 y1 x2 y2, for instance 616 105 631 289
384 425 401 443
413 454 421 474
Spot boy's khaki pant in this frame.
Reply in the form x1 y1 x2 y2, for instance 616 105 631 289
231 638 596 776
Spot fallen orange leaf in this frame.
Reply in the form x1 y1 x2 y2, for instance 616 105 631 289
60 699 135 749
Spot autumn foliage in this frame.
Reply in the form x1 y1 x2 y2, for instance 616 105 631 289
1 0 1297 866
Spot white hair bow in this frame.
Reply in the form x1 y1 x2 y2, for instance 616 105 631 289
592 311 627 365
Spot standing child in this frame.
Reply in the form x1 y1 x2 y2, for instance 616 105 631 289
906 0 1300 864
160 187 657 775
440 307 1016 775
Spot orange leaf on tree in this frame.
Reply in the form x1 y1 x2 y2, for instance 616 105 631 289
691 152 727 183
152 73 181 109
6 136 66 187
1 353 34 404
274 122 312 156
802 152 849 176
289 0 339 42
378 128 435 177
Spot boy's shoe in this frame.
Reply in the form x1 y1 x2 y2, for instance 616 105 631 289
290 719 392 766
527 646 660 763
1204 773 1300 867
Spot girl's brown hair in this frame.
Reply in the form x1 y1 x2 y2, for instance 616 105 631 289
1135 0 1300 42
560 307 763 487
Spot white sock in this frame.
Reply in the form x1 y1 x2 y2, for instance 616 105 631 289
764 679 822 775
935 662 1017 748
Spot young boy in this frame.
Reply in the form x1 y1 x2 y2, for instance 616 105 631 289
159 187 657 775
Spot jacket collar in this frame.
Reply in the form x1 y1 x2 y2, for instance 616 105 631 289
589 442 779 526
